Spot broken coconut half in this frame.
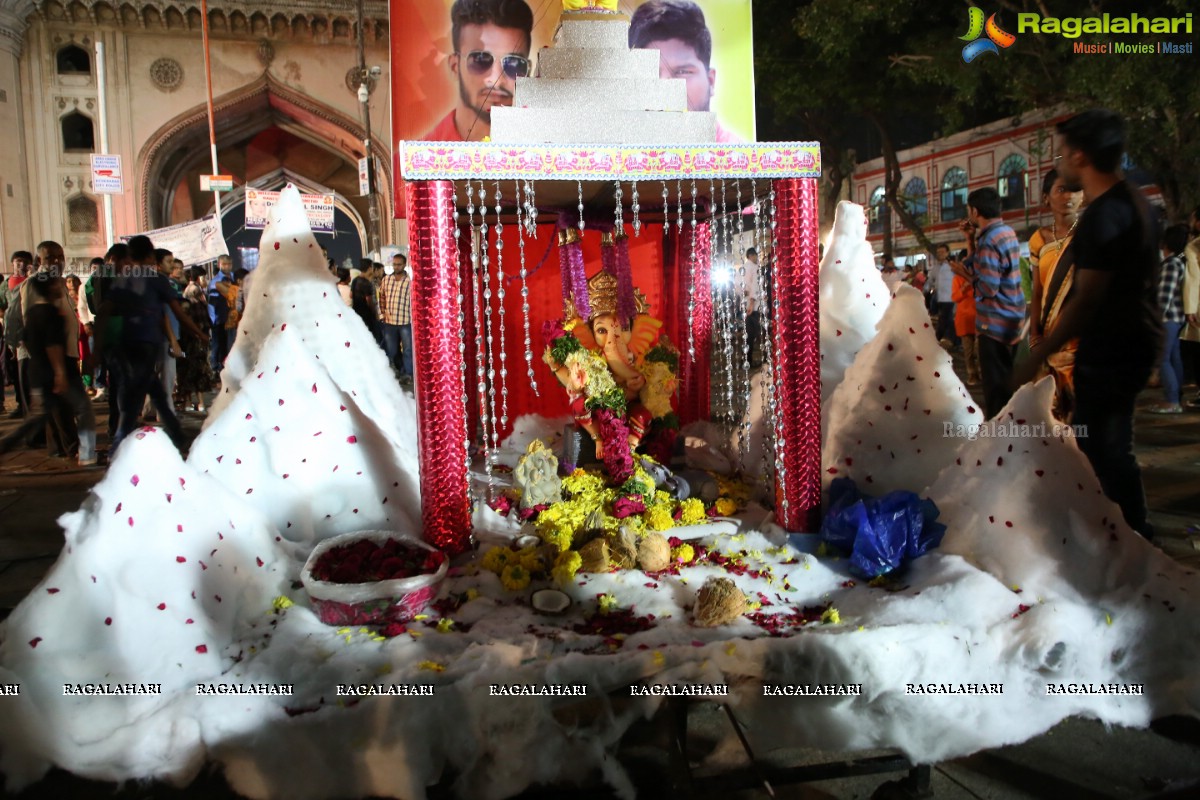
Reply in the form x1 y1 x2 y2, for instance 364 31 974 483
531 588 571 615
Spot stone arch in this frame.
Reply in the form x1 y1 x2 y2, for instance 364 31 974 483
136 74 392 233
119 2 138 27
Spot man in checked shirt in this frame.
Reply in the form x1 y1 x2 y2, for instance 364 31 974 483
951 186 1025 419
379 253 413 383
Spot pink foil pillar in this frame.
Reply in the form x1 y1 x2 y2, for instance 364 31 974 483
772 178 821 532
406 180 472 554
675 222 712 426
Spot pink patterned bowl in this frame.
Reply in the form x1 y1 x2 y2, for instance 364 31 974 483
300 530 448 626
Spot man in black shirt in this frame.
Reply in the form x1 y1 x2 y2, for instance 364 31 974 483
0 272 96 465
1017 109 1162 539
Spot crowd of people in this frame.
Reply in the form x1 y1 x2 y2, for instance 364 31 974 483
881 109 1199 542
0 241 414 468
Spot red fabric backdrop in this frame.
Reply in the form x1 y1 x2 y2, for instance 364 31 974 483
461 222 693 444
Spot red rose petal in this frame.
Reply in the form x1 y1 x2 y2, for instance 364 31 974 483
157 603 167 610
29 637 42 648
256 557 264 567
273 242 280 250
346 436 358 444
130 475 140 487
186 618 194 624
47 587 59 594
196 644 208 653
105 617 112 626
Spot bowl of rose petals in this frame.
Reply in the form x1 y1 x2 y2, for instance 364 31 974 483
301 531 448 626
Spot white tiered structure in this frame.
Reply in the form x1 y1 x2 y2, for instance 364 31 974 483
490 11 717 144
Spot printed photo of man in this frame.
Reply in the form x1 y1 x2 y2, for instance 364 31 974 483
423 0 535 142
628 0 742 143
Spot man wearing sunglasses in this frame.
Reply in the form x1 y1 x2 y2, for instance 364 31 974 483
423 0 534 142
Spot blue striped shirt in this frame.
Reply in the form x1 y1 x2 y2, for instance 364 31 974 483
964 220 1025 345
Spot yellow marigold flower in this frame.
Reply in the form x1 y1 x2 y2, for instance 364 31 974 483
481 547 514 574
561 469 605 497
645 505 675 531
417 661 446 672
652 650 666 667
671 543 695 564
680 498 707 525
272 596 294 611
539 523 574 554
597 593 619 614
436 618 456 633
551 550 582 586
714 497 738 517
724 642 737 656
821 608 841 625
563 318 579 331
519 546 545 575
466 588 480 601
501 564 532 592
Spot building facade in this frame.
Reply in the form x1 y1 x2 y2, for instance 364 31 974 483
849 108 1161 263
0 0 392 271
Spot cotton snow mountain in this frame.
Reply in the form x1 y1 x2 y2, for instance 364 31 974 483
823 284 983 495
194 187 422 544
819 201 889 404
0 430 290 787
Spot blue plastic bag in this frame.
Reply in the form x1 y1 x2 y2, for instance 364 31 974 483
820 478 947 578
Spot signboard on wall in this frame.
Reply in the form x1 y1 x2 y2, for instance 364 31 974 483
388 0 756 216
244 189 336 233
90 154 123 195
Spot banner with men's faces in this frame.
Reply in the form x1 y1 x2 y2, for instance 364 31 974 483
389 0 755 216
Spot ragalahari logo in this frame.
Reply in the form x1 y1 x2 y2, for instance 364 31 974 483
960 7 1017 62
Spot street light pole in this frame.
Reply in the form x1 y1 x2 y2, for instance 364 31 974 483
356 0 381 258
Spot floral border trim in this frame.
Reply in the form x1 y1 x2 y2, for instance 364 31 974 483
399 142 821 181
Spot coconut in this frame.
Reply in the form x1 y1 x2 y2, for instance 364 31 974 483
608 527 639 570
579 537 612 573
637 532 671 572
531 588 571 615
693 577 747 627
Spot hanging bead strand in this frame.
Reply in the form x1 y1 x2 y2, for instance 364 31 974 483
516 180 538 396
452 185 473 512
661 181 670 243
470 182 493 496
493 182 509 440
613 180 624 237
686 179 698 362
480 181 498 493
577 180 586 231
631 181 641 237
767 186 786 523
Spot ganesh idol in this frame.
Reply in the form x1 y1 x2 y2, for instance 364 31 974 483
543 231 679 477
